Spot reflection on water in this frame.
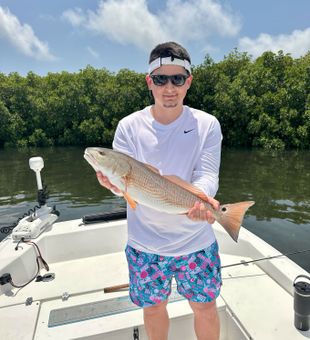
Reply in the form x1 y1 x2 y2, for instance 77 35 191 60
217 148 310 271
0 147 126 226
217 148 310 224
0 147 309 271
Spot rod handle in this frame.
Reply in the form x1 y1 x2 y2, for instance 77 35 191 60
104 283 129 293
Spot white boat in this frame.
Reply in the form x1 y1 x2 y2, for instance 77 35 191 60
0 157 309 339
1 214 309 340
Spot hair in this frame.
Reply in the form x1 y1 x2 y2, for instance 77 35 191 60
149 41 191 64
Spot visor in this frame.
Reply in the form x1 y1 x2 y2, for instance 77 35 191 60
148 56 191 74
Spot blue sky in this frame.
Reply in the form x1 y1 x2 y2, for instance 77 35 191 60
0 0 309 75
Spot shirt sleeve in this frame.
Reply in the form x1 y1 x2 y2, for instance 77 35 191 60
191 118 222 198
112 120 136 158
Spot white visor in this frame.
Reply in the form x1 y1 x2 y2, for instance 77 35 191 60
148 56 191 74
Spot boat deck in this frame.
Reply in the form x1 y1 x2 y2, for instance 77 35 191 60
0 219 309 339
1 251 308 339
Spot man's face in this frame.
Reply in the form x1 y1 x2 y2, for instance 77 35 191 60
146 65 193 110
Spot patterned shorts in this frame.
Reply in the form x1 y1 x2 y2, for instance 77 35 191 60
125 241 222 308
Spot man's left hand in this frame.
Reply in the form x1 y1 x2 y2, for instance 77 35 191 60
187 197 220 223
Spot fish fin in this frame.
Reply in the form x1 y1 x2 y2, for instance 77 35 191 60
163 175 210 202
145 164 160 174
217 201 255 242
123 192 137 210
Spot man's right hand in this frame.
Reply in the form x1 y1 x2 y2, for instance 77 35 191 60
96 172 122 195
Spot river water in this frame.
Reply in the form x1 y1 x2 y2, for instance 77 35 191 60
0 147 309 272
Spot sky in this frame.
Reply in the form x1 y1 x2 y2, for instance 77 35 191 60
0 0 309 76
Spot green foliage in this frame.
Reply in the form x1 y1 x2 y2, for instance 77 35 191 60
0 100 11 146
28 129 54 147
78 117 105 145
0 50 309 149
187 50 310 149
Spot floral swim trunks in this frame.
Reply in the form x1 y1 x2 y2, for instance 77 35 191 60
125 241 222 308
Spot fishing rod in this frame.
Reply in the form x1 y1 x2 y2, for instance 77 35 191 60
103 248 310 293
221 248 310 268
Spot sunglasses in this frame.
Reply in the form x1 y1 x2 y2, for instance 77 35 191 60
150 74 189 86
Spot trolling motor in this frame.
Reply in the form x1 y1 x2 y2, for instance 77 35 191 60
11 157 59 241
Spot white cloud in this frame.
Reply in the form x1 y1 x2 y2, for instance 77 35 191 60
0 6 56 61
238 28 310 58
162 0 240 42
86 0 168 50
201 43 220 55
87 46 99 58
62 8 86 27
63 0 241 51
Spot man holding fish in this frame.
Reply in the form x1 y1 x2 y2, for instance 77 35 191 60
89 42 253 340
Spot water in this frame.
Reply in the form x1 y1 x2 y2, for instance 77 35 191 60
0 147 309 272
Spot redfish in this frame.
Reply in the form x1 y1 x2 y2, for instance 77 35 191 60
84 147 255 242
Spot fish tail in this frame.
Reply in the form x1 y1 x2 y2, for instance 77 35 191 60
216 201 255 242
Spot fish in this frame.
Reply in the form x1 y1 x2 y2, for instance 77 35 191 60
84 147 255 242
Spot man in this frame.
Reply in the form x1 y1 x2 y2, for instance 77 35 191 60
97 41 222 340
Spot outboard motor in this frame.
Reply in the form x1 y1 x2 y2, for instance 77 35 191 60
294 275 310 331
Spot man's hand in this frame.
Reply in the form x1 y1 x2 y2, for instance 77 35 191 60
96 172 122 195
187 196 220 223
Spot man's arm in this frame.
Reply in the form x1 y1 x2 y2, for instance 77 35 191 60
187 118 222 222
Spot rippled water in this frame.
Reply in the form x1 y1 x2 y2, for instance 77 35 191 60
0 147 309 271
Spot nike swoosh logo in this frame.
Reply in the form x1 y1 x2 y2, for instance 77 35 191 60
184 129 195 134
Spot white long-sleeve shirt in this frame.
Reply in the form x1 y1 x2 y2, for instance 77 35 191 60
113 105 222 256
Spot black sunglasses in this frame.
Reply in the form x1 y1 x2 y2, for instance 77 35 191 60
150 74 189 86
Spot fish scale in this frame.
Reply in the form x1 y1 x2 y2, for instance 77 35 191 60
127 161 204 213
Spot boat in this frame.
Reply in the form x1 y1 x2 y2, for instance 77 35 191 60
0 157 309 340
